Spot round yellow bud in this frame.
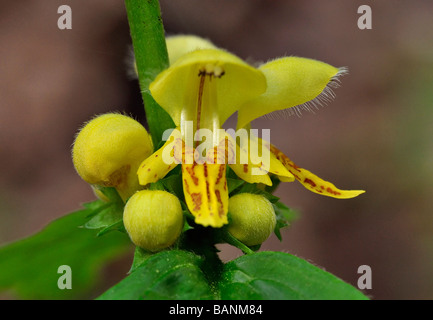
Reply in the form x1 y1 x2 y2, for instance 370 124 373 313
123 190 184 252
72 113 153 201
228 193 276 246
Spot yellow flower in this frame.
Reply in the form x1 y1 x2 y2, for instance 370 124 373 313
137 35 364 228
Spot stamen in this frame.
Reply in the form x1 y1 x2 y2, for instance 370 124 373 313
213 66 224 78
198 64 225 78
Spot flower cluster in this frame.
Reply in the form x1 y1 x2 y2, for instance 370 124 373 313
72 35 364 252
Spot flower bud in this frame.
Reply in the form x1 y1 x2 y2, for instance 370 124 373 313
228 193 276 246
72 113 153 201
123 190 184 252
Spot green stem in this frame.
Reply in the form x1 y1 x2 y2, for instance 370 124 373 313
125 0 175 147
178 226 224 298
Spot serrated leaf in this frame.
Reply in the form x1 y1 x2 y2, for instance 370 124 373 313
219 251 368 300
97 250 214 300
0 205 132 299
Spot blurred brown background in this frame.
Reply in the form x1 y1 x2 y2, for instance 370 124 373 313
1 0 433 300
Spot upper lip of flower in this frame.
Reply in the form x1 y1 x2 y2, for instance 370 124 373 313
136 35 365 228
149 48 268 132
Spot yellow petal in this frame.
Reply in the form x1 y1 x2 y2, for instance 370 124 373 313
229 162 272 186
182 162 228 228
270 144 365 199
270 151 296 182
251 135 295 182
137 129 182 186
222 132 294 185
220 132 273 186
166 35 217 65
150 48 267 127
237 57 346 129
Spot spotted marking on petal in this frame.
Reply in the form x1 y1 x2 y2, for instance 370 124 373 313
182 161 228 228
137 141 178 186
190 192 202 211
269 144 365 199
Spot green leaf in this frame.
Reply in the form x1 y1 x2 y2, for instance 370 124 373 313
82 188 126 237
97 250 214 300
273 201 298 241
100 249 368 300
219 251 368 300
0 205 132 299
82 199 108 212
182 217 194 233
96 186 124 204
160 173 184 199
227 178 245 194
264 174 282 194
84 202 123 231
96 220 126 237
236 182 280 203
129 246 152 274
149 181 166 191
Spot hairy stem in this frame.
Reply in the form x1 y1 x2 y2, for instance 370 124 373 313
124 0 175 147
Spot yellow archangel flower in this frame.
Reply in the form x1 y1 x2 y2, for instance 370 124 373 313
137 35 365 228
